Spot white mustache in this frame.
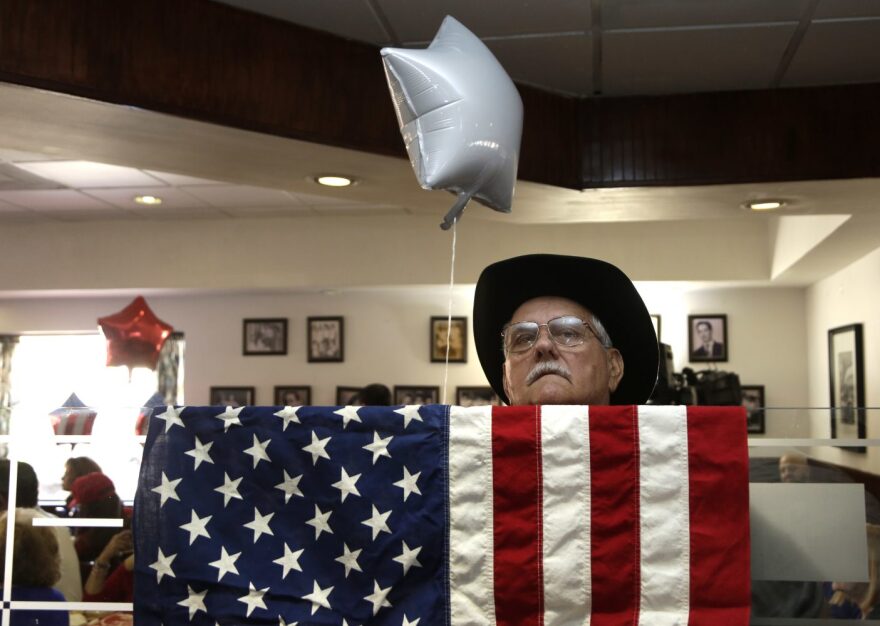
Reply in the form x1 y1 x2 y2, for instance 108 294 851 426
525 360 572 385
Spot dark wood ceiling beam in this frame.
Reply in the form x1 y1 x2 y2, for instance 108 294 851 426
0 0 878 192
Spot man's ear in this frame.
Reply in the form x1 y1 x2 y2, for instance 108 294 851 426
607 348 624 393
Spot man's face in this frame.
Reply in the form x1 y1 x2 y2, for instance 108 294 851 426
502 296 623 405
779 455 810 483
696 322 713 344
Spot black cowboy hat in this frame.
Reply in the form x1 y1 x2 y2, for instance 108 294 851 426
473 254 658 405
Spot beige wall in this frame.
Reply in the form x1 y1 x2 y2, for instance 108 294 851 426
0 283 808 434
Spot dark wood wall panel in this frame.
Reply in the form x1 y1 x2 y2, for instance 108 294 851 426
1 0 879 190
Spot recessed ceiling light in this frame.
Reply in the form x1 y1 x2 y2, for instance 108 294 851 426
315 175 354 187
134 195 163 205
746 199 785 211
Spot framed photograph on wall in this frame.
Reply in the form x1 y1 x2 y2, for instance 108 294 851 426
274 385 311 406
243 318 287 355
394 385 440 406
740 385 766 435
650 314 662 342
210 386 255 407
829 323 865 451
688 314 728 362
456 386 500 407
308 317 344 362
430 316 467 363
336 386 361 406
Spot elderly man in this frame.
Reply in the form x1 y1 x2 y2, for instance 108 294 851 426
474 254 659 405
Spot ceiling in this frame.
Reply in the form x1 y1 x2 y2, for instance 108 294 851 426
0 1 878 292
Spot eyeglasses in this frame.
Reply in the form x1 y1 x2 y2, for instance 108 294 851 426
501 315 602 354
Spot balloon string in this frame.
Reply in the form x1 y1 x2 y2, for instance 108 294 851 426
442 217 457 405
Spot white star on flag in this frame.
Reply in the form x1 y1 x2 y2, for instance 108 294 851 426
393 466 422 501
179 510 212 545
402 616 420 626
334 405 362 429
274 405 301 431
363 431 393 464
362 504 392 540
244 434 271 468
335 542 362 578
306 504 333 539
238 583 269 617
151 472 181 507
302 580 334 615
215 406 244 432
303 431 332 465
394 405 423 428
274 470 304 503
214 472 243 507
364 580 393 616
393 541 422 575
273 542 304 578
331 467 361 502
279 617 298 626
177 585 207 620
156 405 185 432
149 548 176 582
244 508 274 542
184 436 213 470
208 546 240 581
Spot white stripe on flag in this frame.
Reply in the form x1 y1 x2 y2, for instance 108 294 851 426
541 405 592 626
448 405 496 626
637 405 691 626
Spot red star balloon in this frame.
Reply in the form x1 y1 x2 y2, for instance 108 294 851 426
98 296 173 371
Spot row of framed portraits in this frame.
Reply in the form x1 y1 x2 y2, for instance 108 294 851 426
209 385 500 408
244 316 469 363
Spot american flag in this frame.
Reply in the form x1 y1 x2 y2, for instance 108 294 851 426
134 405 750 625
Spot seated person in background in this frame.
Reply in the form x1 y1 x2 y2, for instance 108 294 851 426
0 508 69 626
61 456 102 514
354 383 392 406
831 524 880 618
0 460 82 602
83 529 134 603
69 472 123 581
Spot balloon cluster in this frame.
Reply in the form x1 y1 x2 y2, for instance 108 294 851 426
98 296 173 372
381 16 523 229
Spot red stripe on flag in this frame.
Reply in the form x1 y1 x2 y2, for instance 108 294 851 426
687 406 751 626
589 405 640 626
492 406 543 626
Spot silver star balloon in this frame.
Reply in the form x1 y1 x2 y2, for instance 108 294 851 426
381 16 523 229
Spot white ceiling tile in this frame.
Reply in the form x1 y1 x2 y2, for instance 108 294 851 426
0 189 115 211
385 0 590 42
603 0 809 30
143 170 225 186
221 205 316 217
288 190 367 206
814 0 880 19
37 209 138 221
603 23 796 96
82 187 208 209
180 185 299 208
311 205 408 216
485 34 592 96
212 0 389 44
783 19 880 86
11 161 164 188
128 206 228 220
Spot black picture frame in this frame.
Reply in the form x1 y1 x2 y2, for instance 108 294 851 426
430 316 467 363
456 386 501 407
274 385 311 406
740 385 766 435
210 386 255 407
650 314 662 342
688 314 728 362
336 386 361 406
394 385 440 406
243 318 288 356
829 323 865 452
308 316 344 362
